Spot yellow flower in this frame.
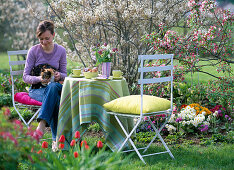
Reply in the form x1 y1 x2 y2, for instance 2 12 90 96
187 103 211 115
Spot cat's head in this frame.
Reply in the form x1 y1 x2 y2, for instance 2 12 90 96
41 68 54 80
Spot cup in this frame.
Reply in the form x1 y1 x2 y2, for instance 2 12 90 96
72 69 81 76
112 70 122 78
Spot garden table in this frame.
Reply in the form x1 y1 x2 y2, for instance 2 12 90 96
56 76 134 151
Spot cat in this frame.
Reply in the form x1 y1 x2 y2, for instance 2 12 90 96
30 64 57 89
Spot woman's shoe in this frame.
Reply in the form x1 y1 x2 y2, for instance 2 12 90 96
52 141 58 152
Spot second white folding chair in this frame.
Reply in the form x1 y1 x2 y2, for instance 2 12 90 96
105 54 175 164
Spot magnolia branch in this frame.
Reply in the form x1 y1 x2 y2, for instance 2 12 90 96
45 0 86 67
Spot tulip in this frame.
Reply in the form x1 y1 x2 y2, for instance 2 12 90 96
85 145 89 150
41 141 48 148
80 140 87 147
75 131 80 139
59 143 64 149
37 150 42 154
70 139 76 147
74 151 79 158
97 141 103 149
59 135 65 143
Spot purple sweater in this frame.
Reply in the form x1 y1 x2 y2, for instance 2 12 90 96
23 44 67 84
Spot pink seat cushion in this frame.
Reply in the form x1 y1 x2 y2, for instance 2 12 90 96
14 92 42 106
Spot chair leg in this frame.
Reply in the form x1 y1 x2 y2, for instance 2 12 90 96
114 115 146 164
143 118 174 159
157 133 175 159
114 115 141 152
27 108 41 126
14 106 29 127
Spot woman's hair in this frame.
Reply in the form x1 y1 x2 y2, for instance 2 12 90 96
36 20 54 38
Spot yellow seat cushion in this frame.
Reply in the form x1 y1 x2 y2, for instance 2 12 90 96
103 95 171 115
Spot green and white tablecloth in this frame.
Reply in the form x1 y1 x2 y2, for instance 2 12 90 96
56 77 134 151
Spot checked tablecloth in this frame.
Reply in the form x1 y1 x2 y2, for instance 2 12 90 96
56 77 134 151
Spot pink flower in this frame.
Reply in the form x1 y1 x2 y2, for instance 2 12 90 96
98 50 102 55
3 107 11 117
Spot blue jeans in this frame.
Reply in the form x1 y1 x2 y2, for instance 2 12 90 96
29 82 62 141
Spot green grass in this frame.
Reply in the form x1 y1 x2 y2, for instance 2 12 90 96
119 143 234 169
0 52 10 72
182 60 234 84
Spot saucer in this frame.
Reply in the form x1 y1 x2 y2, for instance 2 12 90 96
93 77 111 81
70 74 84 78
112 76 123 80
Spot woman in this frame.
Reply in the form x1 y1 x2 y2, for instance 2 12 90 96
23 20 67 150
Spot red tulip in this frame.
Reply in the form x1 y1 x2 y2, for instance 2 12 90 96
97 141 103 149
85 145 89 150
42 141 48 148
70 139 76 147
74 151 79 158
59 135 65 143
80 140 87 147
59 143 64 149
75 131 80 139
37 150 42 154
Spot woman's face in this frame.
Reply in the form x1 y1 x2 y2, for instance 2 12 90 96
38 30 54 49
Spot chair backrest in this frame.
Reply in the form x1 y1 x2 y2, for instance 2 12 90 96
8 50 28 96
138 54 174 115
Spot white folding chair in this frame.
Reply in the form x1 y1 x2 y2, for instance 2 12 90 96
106 54 175 164
8 50 41 127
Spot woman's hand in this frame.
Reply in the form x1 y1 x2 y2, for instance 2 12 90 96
54 71 61 82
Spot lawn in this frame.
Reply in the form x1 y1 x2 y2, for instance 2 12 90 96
83 135 234 169
119 144 234 169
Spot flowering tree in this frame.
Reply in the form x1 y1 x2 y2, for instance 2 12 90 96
46 0 188 86
0 0 47 50
143 0 233 79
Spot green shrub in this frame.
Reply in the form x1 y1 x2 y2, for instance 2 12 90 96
0 93 12 107
88 122 101 132
0 73 29 94
9 107 33 122
206 77 234 113
136 132 154 143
